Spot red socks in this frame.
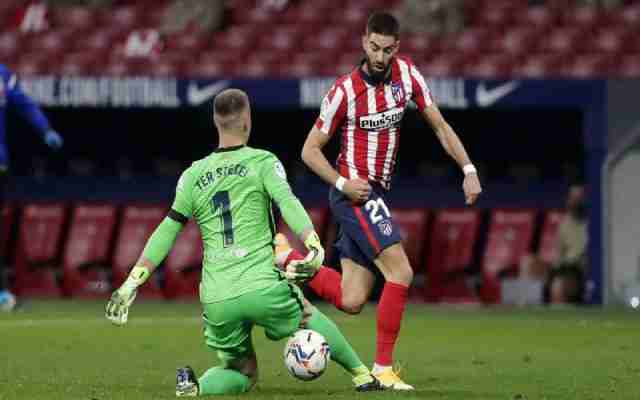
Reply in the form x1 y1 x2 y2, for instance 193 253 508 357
284 250 409 366
375 282 408 366
285 249 343 310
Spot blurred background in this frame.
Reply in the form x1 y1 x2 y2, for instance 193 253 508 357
1 0 640 309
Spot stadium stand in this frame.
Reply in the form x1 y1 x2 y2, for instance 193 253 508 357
0 0 638 77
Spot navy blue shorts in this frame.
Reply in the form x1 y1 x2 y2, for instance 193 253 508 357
329 183 402 269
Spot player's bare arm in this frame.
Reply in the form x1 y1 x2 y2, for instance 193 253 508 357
421 104 482 205
301 125 371 203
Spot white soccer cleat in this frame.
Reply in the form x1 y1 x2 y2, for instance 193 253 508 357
372 366 414 391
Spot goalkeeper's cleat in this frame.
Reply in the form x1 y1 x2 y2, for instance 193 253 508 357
0 290 16 312
354 374 385 392
176 366 199 397
372 367 414 391
274 233 293 269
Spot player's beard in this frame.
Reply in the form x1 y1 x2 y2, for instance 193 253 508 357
365 56 391 84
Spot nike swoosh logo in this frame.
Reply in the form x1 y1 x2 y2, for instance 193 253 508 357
187 80 231 105
475 81 519 107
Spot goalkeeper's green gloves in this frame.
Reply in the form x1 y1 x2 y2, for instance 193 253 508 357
105 266 150 326
285 231 325 283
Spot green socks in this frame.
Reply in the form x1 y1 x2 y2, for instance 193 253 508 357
198 366 252 395
306 310 369 377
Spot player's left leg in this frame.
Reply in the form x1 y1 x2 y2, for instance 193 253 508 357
371 242 414 390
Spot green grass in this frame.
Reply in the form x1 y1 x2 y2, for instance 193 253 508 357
1 300 639 400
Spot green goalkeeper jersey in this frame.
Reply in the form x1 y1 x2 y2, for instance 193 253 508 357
171 145 312 303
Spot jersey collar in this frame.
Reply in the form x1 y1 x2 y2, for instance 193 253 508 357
214 145 245 153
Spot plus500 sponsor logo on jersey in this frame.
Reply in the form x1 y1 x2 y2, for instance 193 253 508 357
359 107 404 131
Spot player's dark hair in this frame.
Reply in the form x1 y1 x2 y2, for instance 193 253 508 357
366 11 400 39
214 89 248 117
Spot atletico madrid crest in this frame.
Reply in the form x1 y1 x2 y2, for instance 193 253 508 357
391 82 404 104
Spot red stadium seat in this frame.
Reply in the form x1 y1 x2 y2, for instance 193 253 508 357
452 27 491 55
276 207 330 255
489 27 538 57
537 210 564 266
0 31 19 60
561 53 611 78
112 205 167 298
425 209 481 303
164 221 203 299
513 6 557 31
480 209 536 303
588 28 626 54
392 208 429 300
62 204 117 298
1 204 14 260
513 53 563 78
13 204 67 297
213 25 258 54
51 6 95 32
539 27 583 53
462 53 514 79
419 53 464 78
617 54 640 78
258 25 301 53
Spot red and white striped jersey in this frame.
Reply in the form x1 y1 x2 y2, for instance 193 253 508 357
315 56 434 189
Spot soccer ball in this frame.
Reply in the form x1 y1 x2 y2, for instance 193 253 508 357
284 329 330 381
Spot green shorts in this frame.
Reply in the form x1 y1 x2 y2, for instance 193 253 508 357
202 279 305 366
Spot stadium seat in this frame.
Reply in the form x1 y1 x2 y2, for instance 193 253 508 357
0 31 19 60
276 207 330 255
480 209 536 304
489 27 538 57
462 53 514 79
163 221 203 299
537 210 564 266
392 208 429 300
112 205 167 298
1 204 14 261
425 209 481 303
617 54 640 77
50 5 95 32
13 204 67 297
513 53 563 78
62 204 118 298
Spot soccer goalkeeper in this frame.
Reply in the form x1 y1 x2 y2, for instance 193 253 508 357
105 89 382 396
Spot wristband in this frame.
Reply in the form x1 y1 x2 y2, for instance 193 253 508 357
122 265 150 292
463 164 477 175
335 176 347 191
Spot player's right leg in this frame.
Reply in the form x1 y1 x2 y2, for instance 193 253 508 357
274 234 375 314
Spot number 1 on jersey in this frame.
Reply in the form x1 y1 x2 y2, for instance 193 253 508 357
212 191 234 247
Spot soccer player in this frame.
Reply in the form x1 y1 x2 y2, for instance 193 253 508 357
105 89 383 396
287 12 483 390
0 64 63 312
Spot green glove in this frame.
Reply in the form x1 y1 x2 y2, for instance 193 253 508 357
105 266 149 326
285 232 324 283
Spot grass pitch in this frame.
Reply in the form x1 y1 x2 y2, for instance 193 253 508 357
1 300 639 400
